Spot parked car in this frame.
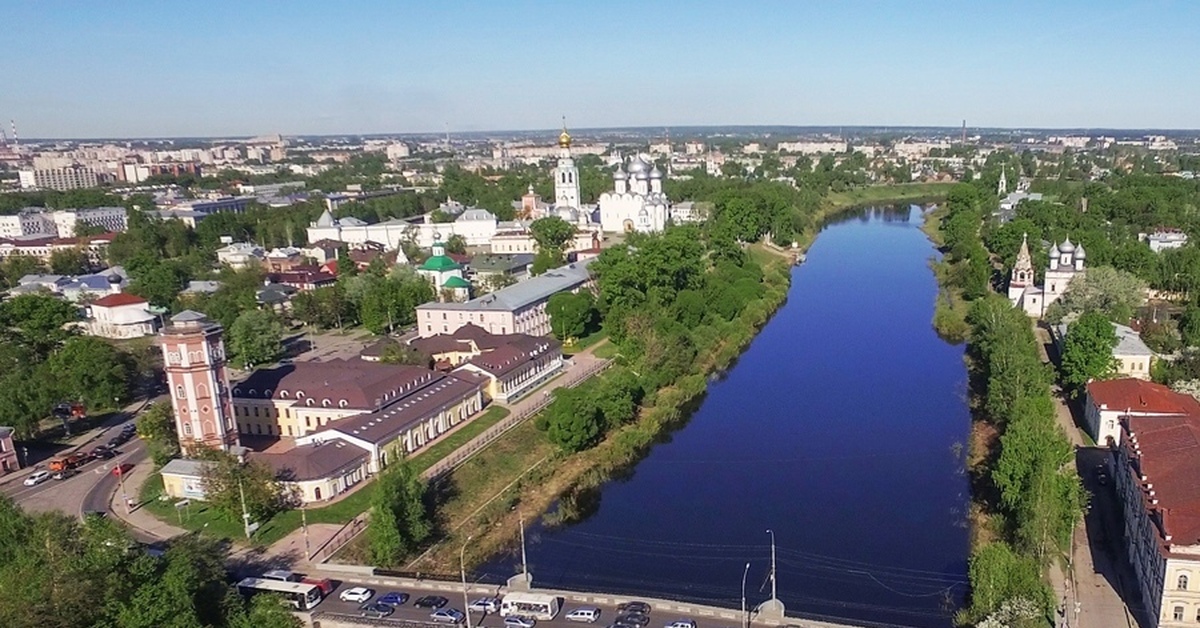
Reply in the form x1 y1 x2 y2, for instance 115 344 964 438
378 591 410 606
415 595 449 608
431 608 466 624
52 468 79 480
468 597 501 613
664 621 696 628
617 602 651 615
339 587 374 603
360 602 395 619
23 470 50 486
112 463 134 477
504 615 537 628
566 608 601 623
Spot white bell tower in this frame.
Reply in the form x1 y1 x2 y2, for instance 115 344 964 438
553 118 581 210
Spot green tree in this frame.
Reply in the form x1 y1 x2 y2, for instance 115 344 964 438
367 457 432 566
48 248 90 275
128 261 189 308
136 402 180 467
1060 311 1120 394
543 387 603 452
227 310 284 369
0 254 45 288
1045 266 1148 324
546 291 596 340
0 293 80 357
196 447 285 525
444 233 468 255
961 542 1054 623
529 216 575 273
1181 304 1200 348
46 336 132 411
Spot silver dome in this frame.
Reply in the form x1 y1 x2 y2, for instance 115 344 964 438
1073 243 1087 259
1058 237 1075 253
626 156 650 174
649 167 663 179
613 168 628 180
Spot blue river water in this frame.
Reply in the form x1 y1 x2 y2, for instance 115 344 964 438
479 207 971 627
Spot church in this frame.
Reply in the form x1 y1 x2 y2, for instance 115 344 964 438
1008 233 1086 318
598 154 670 233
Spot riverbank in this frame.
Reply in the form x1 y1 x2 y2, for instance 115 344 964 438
824 181 955 212
399 243 794 575
921 203 972 343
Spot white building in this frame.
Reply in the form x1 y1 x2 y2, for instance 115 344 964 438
216 242 266 269
17 165 102 190
1008 234 1086 318
84 292 158 339
1083 378 1198 447
306 207 501 250
49 207 127 237
1145 230 1189 253
776 141 847 155
598 154 669 233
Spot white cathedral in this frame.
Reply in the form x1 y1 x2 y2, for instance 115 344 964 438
1008 233 1086 318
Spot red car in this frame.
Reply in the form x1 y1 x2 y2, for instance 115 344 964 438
112 463 134 477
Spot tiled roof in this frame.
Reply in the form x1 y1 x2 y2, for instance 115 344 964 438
250 440 368 481
233 360 442 411
1088 379 1200 416
311 372 483 445
1125 415 1200 546
463 335 559 379
91 292 148 308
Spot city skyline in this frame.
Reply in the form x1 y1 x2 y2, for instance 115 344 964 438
2 0 1197 138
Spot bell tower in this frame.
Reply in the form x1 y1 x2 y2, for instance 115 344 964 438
160 310 239 455
1007 233 1034 302
553 118 581 211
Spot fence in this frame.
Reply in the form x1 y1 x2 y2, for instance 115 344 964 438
314 357 611 563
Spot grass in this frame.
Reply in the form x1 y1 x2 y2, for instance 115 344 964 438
138 405 514 547
591 341 619 360
562 328 608 355
824 182 956 211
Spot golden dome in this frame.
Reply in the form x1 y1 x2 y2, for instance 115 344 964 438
558 128 572 148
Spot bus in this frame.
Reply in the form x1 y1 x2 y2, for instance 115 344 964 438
236 577 323 611
500 592 561 620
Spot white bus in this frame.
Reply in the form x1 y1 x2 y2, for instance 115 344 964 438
500 592 561 620
236 577 323 611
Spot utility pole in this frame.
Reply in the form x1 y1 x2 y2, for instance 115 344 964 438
461 535 474 628
741 561 751 628
766 529 777 601
301 503 311 561
239 480 252 540
519 512 529 576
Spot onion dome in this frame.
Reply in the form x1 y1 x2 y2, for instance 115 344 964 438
649 167 664 179
613 168 628 180
558 129 572 148
1074 242 1087 260
1058 237 1075 253
626 156 650 175
107 273 122 285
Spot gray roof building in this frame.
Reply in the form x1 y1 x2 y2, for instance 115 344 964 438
416 258 593 315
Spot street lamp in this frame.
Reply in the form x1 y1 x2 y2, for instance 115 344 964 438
460 535 474 628
741 561 750 628
765 529 777 602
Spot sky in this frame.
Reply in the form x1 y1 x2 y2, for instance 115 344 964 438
1 0 1197 138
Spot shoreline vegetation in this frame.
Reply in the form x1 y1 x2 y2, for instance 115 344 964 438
395 184 954 576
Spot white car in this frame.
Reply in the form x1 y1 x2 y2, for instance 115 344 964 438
665 621 696 628
23 471 50 486
468 597 501 613
566 608 601 623
504 615 537 628
431 608 466 624
339 587 374 603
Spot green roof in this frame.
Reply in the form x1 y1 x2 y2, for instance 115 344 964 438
442 276 472 289
420 255 460 272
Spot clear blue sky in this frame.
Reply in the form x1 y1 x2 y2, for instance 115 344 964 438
1 0 1195 138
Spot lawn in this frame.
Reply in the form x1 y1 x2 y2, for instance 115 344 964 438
562 328 607 355
137 405 514 547
591 341 619 360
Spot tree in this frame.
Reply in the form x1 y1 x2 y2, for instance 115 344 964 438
227 310 284 369
128 261 188 308
367 457 432 566
1181 304 1200 348
962 542 1054 623
1060 311 1120 394
529 216 575 273
379 343 431 367
136 402 180 467
196 447 285 525
543 387 603 452
48 248 90 275
444 234 468 255
0 253 45 288
46 336 132 411
1045 266 1148 324
547 291 596 340
0 293 79 357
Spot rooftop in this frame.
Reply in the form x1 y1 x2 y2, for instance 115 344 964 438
233 359 444 411
90 292 148 308
250 440 369 482
1088 378 1200 416
310 372 483 445
416 258 593 314
1123 414 1200 548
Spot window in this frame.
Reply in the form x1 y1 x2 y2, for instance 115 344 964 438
1174 606 1184 621
1179 574 1189 590
253 407 259 417
183 422 191 436
176 385 186 399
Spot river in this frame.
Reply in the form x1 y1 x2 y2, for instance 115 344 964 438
479 206 971 628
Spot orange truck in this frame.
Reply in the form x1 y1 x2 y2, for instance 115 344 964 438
48 452 89 472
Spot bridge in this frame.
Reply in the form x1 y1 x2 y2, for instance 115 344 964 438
303 564 898 628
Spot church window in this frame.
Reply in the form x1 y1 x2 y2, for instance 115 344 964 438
322 399 331 408
196 383 208 398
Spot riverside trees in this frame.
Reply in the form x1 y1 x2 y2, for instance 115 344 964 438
367 458 432 566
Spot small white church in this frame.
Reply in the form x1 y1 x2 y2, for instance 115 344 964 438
1008 233 1087 318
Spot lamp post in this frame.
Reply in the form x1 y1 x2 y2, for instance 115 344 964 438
461 535 474 628
765 529 777 602
741 561 750 628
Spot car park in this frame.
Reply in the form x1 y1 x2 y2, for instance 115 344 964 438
378 591 410 606
504 615 537 628
566 608 601 623
23 470 50 486
468 597 500 613
360 602 395 618
664 621 696 628
415 595 449 608
431 608 466 623
340 587 373 603
617 602 651 615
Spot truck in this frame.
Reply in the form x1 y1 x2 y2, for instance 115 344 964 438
48 452 89 472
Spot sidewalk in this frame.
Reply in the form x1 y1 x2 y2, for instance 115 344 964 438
107 460 188 540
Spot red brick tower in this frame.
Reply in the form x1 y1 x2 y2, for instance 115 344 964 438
160 310 239 454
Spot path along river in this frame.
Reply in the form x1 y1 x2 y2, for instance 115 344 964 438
480 207 971 628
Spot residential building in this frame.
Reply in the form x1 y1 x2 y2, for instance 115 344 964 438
0 427 19 476
48 207 127 237
1084 379 1200 447
470 253 535 282
1146 230 1190 253
267 267 336 291
776 140 848 155
453 334 563 403
264 247 306 272
160 311 240 455
1054 321 1155 380
84 292 158 339
17 165 102 190
0 233 114 267
415 258 594 338
215 242 266 269
1112 410 1200 627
